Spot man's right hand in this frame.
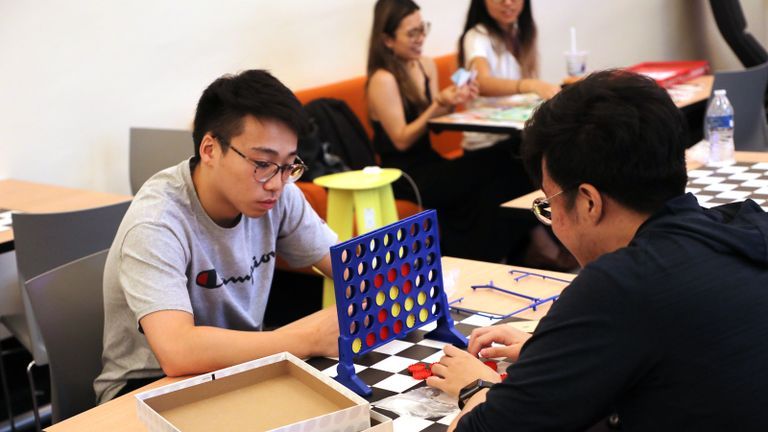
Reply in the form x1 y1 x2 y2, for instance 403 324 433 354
467 324 532 361
276 306 339 358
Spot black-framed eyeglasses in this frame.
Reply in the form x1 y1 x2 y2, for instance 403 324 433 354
531 189 566 226
405 21 431 40
226 143 307 184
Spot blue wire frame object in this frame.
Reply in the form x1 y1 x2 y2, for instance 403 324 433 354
448 270 570 319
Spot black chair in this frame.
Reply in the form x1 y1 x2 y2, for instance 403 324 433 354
0 201 129 430
129 127 194 194
24 250 109 423
710 61 768 151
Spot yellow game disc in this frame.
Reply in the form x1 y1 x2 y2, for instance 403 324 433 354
391 302 401 317
406 314 416 328
376 291 386 306
404 297 414 311
417 291 427 305
352 338 362 353
389 285 399 300
419 308 428 322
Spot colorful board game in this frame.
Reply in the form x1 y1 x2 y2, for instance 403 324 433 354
330 210 468 397
428 94 541 134
307 310 520 432
686 162 768 211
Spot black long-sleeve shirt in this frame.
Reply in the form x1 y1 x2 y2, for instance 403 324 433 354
458 194 768 431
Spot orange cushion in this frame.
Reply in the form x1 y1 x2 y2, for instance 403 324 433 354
294 181 328 220
289 54 463 256
431 54 464 159
295 76 372 138
294 54 463 160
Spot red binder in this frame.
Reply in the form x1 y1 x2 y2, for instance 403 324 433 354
625 61 710 87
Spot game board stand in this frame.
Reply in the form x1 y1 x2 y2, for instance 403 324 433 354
330 210 467 397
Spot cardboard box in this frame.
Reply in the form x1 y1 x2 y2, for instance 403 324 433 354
135 352 387 432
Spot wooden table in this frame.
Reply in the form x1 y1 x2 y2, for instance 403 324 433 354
428 76 714 135
502 150 768 211
45 257 573 432
0 179 131 318
0 179 132 253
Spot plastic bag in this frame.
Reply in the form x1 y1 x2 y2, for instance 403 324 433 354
373 386 458 419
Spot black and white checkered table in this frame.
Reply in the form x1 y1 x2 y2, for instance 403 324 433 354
307 311 519 432
686 162 768 211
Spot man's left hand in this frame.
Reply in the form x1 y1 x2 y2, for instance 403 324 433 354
427 344 501 398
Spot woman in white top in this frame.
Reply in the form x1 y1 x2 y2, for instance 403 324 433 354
457 0 579 270
459 0 560 151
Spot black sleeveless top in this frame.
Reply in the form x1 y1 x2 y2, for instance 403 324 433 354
371 62 442 175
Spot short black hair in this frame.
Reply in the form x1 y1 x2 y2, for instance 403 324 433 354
521 69 688 214
192 69 309 160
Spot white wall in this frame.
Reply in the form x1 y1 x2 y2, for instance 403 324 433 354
0 0 764 194
692 0 768 71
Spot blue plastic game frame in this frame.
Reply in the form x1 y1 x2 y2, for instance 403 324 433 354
448 270 569 319
330 210 468 397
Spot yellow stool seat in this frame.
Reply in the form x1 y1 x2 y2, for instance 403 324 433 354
314 168 402 306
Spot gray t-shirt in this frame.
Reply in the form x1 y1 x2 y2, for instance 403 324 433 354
94 160 336 403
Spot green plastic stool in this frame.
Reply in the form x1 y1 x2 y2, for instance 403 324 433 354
313 167 402 306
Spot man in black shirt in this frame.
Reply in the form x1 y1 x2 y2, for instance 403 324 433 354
427 70 768 431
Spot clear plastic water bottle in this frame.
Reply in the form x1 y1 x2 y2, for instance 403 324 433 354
705 89 735 166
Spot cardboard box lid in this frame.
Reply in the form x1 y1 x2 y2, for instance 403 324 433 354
136 352 371 432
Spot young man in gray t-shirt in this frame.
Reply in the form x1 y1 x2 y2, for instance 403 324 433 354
94 70 339 403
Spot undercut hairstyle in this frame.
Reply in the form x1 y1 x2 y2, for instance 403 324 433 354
521 69 688 214
458 0 538 78
192 69 309 161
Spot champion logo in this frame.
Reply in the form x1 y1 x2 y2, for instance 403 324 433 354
195 251 276 289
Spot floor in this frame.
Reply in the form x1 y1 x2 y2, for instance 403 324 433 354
0 337 51 432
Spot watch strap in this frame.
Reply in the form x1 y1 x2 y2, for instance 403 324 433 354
458 379 494 410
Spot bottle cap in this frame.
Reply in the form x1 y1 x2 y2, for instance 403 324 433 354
714 89 727 96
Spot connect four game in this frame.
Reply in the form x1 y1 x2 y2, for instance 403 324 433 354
330 210 468 397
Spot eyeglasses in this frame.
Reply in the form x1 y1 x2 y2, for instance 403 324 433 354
227 143 307 184
405 21 430 40
531 189 566 226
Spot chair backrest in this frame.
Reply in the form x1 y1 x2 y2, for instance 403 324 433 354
129 127 194 194
711 61 768 151
24 249 108 423
7 201 130 365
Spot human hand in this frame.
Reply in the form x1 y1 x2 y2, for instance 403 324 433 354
466 77 480 100
426 344 501 398
436 84 473 108
277 306 339 358
467 324 532 361
530 79 560 100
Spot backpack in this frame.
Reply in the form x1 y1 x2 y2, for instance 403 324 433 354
297 119 348 182
298 98 377 181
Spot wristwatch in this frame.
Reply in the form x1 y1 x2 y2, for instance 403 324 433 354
458 379 494 409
